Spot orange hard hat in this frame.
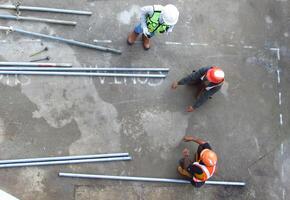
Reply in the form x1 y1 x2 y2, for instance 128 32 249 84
206 66 225 84
200 149 217 167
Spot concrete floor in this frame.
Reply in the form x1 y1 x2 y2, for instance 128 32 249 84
0 0 289 199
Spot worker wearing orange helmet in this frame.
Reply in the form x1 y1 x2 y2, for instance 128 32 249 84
171 66 225 112
178 135 217 188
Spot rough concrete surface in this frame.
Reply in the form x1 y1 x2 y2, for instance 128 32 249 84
0 0 289 199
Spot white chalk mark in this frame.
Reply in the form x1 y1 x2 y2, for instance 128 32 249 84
226 44 235 47
254 137 260 152
277 70 281 84
0 40 7 43
165 41 182 45
243 45 253 49
280 114 283 125
281 143 284 155
279 92 282 105
270 48 280 60
93 39 112 43
0 190 20 200
190 42 208 46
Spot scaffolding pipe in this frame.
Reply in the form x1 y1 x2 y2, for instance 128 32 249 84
0 14 77 26
0 62 72 67
0 153 130 164
0 4 92 15
0 67 169 72
0 71 167 78
0 26 122 54
58 173 246 186
0 157 132 168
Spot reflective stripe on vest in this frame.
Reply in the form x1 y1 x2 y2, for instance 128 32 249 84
146 6 170 34
192 162 216 182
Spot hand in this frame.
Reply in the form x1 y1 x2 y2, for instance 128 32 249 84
182 148 190 157
183 136 194 142
171 81 178 89
186 106 195 112
143 26 150 36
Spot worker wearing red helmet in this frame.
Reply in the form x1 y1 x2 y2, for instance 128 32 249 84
178 135 217 188
171 66 225 112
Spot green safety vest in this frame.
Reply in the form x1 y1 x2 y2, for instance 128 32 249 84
146 10 170 34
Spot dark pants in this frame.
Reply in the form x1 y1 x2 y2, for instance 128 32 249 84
178 157 206 188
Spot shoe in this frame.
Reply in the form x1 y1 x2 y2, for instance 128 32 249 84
127 31 139 45
142 34 150 50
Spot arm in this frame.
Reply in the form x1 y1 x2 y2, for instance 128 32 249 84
140 6 154 30
178 66 211 85
183 135 206 145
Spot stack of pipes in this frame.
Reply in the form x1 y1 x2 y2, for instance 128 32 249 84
0 153 131 168
0 63 169 78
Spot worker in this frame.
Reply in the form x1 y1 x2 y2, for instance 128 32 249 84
178 135 217 188
127 4 179 50
171 66 225 112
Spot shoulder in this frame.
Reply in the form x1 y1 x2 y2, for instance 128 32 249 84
199 142 212 150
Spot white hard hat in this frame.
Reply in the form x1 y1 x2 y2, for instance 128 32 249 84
162 4 179 26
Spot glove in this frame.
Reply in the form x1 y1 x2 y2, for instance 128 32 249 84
142 26 150 37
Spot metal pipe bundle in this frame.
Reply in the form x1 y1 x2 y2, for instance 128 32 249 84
58 173 246 187
0 14 77 26
0 157 131 168
0 26 122 54
0 153 131 168
0 62 72 67
0 153 129 164
0 67 170 72
0 4 92 15
0 71 167 78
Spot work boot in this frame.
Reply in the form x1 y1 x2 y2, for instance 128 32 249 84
127 31 139 45
142 34 150 50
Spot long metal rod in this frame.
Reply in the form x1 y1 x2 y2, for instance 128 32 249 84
0 71 166 78
58 173 246 187
0 153 129 164
0 62 72 67
0 14 77 26
0 26 121 54
0 157 132 168
0 67 169 72
0 5 92 15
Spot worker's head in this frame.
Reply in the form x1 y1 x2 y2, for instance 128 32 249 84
200 149 217 167
206 66 225 84
162 4 179 26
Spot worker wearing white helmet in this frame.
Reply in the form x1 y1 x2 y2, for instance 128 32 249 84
127 4 179 50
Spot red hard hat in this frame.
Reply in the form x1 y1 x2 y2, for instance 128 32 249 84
200 149 217 167
206 66 225 84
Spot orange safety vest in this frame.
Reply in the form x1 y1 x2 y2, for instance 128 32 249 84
192 162 216 182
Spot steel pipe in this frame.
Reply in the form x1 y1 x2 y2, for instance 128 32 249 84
0 4 92 15
0 26 121 54
0 71 167 78
0 157 132 168
0 67 169 72
0 62 72 67
0 153 129 164
58 173 246 187
0 14 77 26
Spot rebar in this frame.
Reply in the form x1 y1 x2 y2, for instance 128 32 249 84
0 153 129 164
0 14 77 25
0 26 122 54
0 71 167 78
0 157 131 168
0 4 92 15
0 62 72 67
58 173 246 186
0 67 169 72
